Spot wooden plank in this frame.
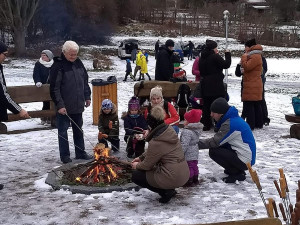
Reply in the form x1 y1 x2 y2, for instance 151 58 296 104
7 110 56 122
7 84 52 103
285 114 300 123
134 81 199 98
182 218 282 225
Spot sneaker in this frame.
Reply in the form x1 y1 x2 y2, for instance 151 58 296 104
62 157 72 164
159 190 177 203
0 184 3 190
75 153 94 160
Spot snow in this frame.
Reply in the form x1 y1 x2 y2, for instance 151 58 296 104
1 35 300 225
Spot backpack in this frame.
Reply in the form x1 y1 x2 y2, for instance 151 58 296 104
176 84 191 108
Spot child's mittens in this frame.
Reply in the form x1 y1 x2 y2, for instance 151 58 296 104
98 132 108 140
108 121 113 129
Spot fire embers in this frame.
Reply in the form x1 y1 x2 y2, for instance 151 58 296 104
75 143 130 185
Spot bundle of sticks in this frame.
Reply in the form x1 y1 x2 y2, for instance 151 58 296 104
247 163 300 225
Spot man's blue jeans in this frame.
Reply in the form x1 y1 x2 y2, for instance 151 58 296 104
56 113 86 161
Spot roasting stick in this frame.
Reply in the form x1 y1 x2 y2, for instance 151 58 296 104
280 203 288 224
246 163 270 217
267 198 275 217
280 168 293 208
272 199 280 218
280 177 291 224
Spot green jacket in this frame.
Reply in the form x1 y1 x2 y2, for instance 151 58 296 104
98 103 119 138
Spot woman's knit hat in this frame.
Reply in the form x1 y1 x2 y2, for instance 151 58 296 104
147 106 165 129
150 86 163 99
245 38 256 48
128 96 140 110
165 39 175 48
42 50 54 60
184 109 202 123
206 39 217 50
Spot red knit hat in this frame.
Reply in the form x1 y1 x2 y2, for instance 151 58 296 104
184 109 202 123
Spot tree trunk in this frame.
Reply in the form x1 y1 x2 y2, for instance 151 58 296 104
13 28 26 56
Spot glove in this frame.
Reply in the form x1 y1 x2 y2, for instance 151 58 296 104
36 82 42 88
134 133 144 140
98 132 108 140
108 121 113 130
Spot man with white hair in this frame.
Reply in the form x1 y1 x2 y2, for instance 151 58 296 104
50 40 92 164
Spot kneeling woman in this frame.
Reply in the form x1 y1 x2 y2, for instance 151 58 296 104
131 106 189 203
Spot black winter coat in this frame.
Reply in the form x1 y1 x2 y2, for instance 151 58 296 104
155 45 174 81
0 64 21 121
199 50 231 97
33 61 51 84
123 113 148 141
49 53 91 114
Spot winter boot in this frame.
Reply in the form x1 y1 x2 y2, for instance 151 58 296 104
0 184 3 190
159 189 177 203
222 173 246 183
193 175 199 185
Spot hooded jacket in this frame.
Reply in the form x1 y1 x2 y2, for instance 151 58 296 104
98 103 119 138
199 49 231 97
241 44 263 101
155 45 174 81
198 106 256 166
49 53 91 114
136 124 189 189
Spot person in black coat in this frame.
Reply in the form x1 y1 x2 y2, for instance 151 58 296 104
33 49 54 124
198 39 231 131
155 40 160 59
155 39 175 81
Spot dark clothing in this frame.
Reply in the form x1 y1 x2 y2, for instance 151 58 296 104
99 137 120 152
199 50 231 97
209 147 248 175
33 61 51 84
49 53 91 114
56 113 86 162
126 137 145 157
155 45 174 81
155 41 160 59
199 50 231 128
33 61 52 111
49 53 91 163
0 64 21 121
126 61 132 73
243 101 263 130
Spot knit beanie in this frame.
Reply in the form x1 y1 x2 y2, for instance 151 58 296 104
128 96 140 110
147 106 165 129
165 39 175 48
184 109 202 123
150 86 163 99
206 39 217 50
245 38 256 48
42 50 54 60
0 41 8 54
210 97 230 114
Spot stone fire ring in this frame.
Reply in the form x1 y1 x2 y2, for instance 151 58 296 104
45 159 140 195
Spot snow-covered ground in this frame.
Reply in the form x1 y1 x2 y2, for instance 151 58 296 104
0 36 300 225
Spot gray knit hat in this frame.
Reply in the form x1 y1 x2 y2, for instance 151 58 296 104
210 97 230 114
0 41 8 54
42 50 54 60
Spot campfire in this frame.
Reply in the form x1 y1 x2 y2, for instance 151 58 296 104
59 143 132 187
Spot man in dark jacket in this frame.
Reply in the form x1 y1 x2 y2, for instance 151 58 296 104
155 39 175 81
199 39 231 131
155 40 160 59
198 98 256 183
50 40 92 164
184 40 195 60
0 41 30 190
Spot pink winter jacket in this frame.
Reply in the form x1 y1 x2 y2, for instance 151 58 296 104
192 57 200 81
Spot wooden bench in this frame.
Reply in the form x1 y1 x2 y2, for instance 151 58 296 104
193 218 282 225
0 84 56 134
285 114 300 140
134 80 200 123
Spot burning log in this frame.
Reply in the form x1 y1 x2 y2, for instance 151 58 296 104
75 143 132 185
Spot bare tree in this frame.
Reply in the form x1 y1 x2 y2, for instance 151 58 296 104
0 0 39 56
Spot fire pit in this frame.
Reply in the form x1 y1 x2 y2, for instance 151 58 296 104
45 143 140 194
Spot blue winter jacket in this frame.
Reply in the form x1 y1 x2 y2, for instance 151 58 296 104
199 106 256 165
